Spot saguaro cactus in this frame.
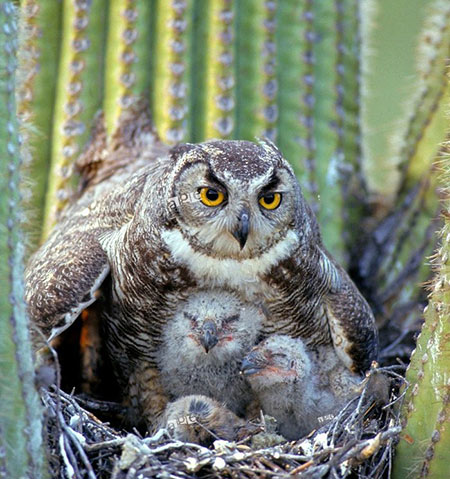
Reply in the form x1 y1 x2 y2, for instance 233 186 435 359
9 0 450 476
0 3 48 478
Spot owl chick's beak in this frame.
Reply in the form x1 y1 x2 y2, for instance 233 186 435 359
232 209 250 249
240 350 268 376
200 321 219 353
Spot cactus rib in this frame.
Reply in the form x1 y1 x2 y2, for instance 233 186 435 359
275 0 316 207
394 0 450 194
235 1 277 142
313 1 342 262
203 0 235 139
152 0 191 144
0 3 48 477
105 0 154 138
42 0 107 239
17 0 61 247
334 0 369 256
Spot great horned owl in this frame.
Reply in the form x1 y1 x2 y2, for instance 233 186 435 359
157 289 263 416
25 103 378 429
241 335 362 440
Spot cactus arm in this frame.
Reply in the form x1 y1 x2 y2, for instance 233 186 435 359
152 0 192 144
393 277 450 478
104 0 154 137
363 0 431 198
366 2 450 322
235 1 277 142
0 4 48 477
392 130 450 477
42 0 107 239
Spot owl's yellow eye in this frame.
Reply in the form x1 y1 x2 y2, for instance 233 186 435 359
259 192 282 210
199 187 225 207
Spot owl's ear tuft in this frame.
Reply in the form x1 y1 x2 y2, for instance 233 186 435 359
170 142 198 160
113 98 156 146
256 137 285 166
256 137 281 154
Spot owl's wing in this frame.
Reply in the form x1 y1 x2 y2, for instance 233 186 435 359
318 248 379 374
26 100 170 343
25 218 110 341
25 164 156 342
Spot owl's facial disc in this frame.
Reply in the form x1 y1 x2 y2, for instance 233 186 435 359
170 141 299 258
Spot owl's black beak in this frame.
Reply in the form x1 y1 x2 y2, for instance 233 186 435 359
240 350 267 376
200 320 218 353
232 208 250 249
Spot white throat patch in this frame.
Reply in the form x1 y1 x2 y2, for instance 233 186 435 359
161 229 299 298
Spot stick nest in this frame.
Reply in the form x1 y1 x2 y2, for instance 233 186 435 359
42 364 406 479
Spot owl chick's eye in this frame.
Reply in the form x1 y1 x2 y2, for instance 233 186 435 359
199 187 225 207
271 352 286 360
223 314 239 323
259 192 282 210
183 312 197 325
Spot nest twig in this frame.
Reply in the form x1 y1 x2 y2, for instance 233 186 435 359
42 364 405 479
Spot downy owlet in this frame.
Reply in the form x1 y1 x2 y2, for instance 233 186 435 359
157 289 263 416
241 335 362 440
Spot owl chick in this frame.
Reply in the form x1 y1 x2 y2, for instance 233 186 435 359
241 335 362 440
160 394 246 446
157 289 263 416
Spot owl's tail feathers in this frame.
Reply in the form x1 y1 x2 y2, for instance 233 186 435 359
76 98 168 193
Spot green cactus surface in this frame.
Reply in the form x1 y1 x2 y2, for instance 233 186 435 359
0 3 48 478
392 210 450 478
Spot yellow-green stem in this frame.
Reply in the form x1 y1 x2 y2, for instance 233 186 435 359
43 0 107 239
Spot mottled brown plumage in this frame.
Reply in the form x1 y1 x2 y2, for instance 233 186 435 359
25 102 378 430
